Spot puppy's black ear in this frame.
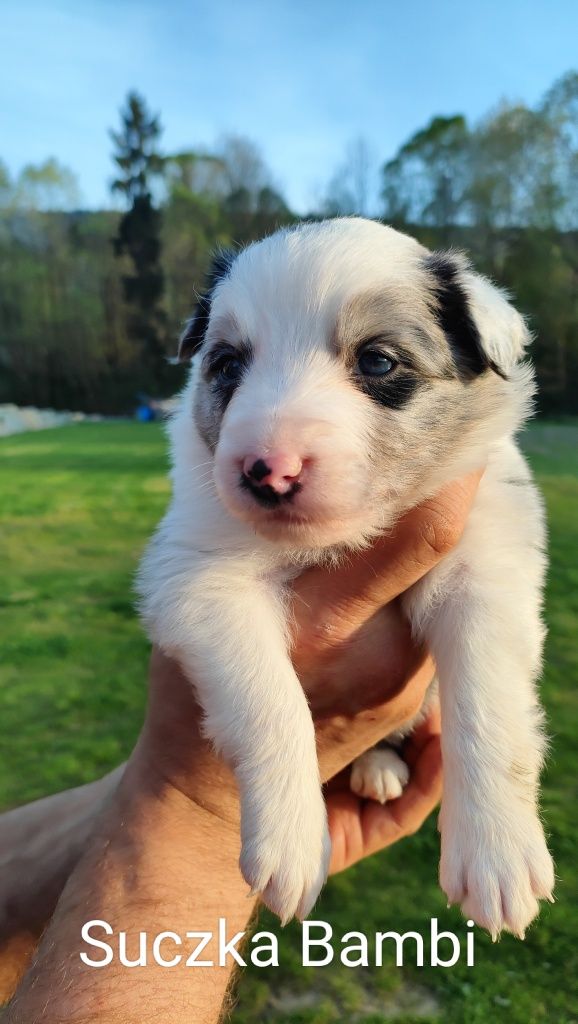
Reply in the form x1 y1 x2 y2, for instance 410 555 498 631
423 251 528 380
177 249 236 362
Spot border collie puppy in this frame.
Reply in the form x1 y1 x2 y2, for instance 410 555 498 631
138 218 554 939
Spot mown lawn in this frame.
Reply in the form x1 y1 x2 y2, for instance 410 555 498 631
1 421 577 1022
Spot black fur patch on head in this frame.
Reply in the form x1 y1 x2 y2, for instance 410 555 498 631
178 249 237 361
424 252 506 381
356 371 422 410
207 340 253 411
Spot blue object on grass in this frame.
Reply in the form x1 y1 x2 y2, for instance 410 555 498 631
136 404 155 422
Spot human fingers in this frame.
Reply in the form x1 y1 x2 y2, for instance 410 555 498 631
292 470 483 645
327 715 442 873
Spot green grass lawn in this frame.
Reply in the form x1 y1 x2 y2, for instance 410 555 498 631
1 420 577 1022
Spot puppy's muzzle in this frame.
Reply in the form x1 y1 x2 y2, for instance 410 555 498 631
240 454 304 508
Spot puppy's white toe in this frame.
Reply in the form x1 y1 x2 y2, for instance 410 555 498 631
350 747 410 804
440 806 555 939
239 781 331 924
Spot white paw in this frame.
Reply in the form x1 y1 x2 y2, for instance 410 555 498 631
239 777 331 924
439 803 555 939
350 747 410 804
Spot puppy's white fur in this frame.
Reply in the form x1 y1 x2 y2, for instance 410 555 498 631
138 218 554 936
350 747 410 803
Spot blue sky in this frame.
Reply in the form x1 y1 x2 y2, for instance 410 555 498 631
2 0 577 212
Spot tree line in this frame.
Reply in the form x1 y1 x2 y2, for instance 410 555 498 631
1 72 577 415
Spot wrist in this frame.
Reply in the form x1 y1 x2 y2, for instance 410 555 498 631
130 716 242 829
116 741 244 887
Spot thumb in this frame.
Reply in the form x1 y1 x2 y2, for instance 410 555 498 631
293 470 482 640
315 654 435 782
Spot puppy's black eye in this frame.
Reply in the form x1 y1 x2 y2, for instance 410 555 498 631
357 347 395 377
210 351 244 384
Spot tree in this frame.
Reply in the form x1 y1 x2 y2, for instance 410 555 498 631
111 91 168 393
381 116 469 238
0 160 12 209
161 150 229 199
3 71 578 416
323 137 377 217
16 158 81 211
540 71 578 229
0 158 81 212
159 138 293 338
466 103 563 232
215 134 272 202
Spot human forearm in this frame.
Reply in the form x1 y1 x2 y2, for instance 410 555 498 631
2 475 476 1020
4 745 254 1024
0 767 125 937
0 767 124 1000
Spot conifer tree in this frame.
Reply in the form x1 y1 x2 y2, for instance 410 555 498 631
111 92 167 392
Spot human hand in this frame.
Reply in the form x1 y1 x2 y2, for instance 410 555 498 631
137 472 482 868
1 472 481 1022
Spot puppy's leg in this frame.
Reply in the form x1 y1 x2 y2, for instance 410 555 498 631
350 681 438 803
145 564 330 923
351 744 409 803
406 508 554 938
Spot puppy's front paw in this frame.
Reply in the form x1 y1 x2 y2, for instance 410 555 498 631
350 746 409 804
239 781 331 924
439 804 555 939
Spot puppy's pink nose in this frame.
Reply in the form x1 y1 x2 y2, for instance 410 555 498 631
243 453 303 494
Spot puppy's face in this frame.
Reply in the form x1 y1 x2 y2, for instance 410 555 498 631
180 219 530 549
